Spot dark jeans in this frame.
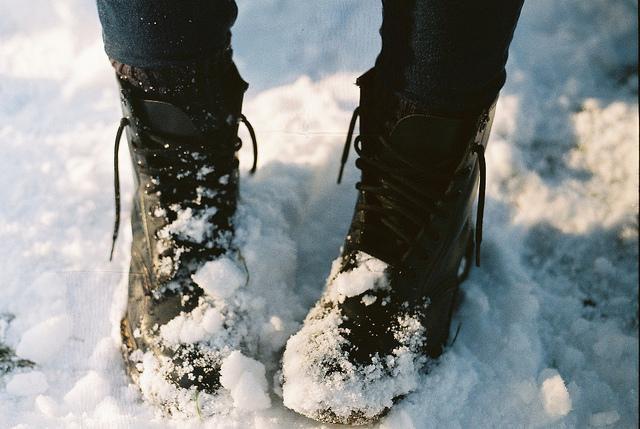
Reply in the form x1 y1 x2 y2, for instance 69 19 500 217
96 0 523 115
96 0 238 67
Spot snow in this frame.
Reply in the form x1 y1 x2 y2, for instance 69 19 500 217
540 373 572 418
192 257 246 299
6 371 48 397
281 306 427 422
361 294 377 306
63 371 111 412
159 305 224 346
157 206 217 244
34 395 59 418
15 315 72 364
589 410 621 427
0 0 638 428
220 351 271 411
327 251 389 300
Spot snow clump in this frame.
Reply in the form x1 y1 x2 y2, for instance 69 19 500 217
540 373 572 418
6 371 48 396
192 256 246 299
326 252 388 301
282 275 427 423
220 350 271 411
16 315 72 363
159 305 224 346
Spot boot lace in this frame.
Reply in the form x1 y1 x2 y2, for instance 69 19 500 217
337 108 486 266
110 115 258 260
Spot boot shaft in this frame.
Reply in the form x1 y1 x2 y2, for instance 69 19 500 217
344 68 496 270
115 60 250 287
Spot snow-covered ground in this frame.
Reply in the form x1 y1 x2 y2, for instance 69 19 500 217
0 0 638 428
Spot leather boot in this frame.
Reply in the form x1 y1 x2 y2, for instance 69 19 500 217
110 52 258 413
281 68 496 424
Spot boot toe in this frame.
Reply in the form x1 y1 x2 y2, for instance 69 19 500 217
281 295 427 425
121 297 248 416
128 344 235 416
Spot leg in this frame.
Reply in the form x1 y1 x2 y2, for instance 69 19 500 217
376 0 524 115
98 0 262 414
96 0 238 67
97 0 242 97
282 1 523 424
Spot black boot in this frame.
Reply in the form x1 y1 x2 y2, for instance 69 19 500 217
110 51 258 413
281 68 496 424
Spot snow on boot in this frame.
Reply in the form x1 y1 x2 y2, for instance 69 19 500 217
281 68 496 424
110 50 261 415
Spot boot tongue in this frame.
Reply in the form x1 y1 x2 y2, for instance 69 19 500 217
389 114 472 173
139 99 202 138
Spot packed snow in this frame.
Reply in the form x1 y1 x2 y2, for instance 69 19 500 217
220 351 271 411
5 372 48 397
539 371 573 419
159 304 224 345
15 315 72 364
0 0 637 428
192 257 246 300
282 305 428 423
326 252 389 300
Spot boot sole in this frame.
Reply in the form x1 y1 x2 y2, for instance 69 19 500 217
120 317 143 386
